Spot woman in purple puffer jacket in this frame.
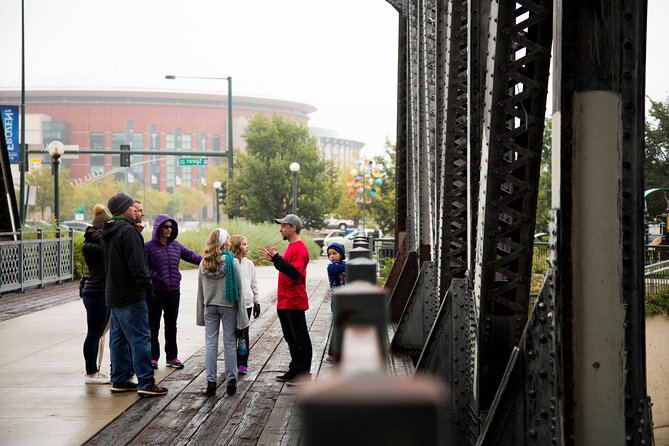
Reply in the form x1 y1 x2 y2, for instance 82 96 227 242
145 214 202 370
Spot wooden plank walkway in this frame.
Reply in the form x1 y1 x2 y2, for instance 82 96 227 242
0 281 79 322
85 279 333 446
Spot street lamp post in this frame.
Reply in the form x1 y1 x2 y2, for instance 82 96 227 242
213 181 222 224
164 75 233 180
47 140 65 226
290 162 300 214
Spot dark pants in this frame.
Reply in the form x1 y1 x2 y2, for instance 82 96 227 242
277 309 312 376
82 293 111 375
237 308 252 367
148 290 180 361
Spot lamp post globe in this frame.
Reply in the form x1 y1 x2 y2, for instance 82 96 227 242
290 162 300 214
47 141 65 227
213 181 222 224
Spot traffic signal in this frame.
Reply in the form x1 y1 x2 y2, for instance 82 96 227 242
217 185 225 205
120 144 131 167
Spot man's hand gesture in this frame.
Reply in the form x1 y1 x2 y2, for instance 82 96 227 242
259 244 278 261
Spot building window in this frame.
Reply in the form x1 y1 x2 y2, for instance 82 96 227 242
181 134 192 186
112 132 125 168
90 132 105 174
166 134 175 191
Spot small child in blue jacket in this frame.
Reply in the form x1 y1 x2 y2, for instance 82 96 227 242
325 242 346 364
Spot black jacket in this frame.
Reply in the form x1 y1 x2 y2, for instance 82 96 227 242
81 227 105 295
101 217 152 307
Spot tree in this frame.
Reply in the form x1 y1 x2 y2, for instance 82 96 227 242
535 118 552 233
226 114 340 228
26 165 75 222
645 96 669 217
368 141 397 234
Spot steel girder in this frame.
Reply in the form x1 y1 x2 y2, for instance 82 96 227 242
553 0 651 444
472 0 552 412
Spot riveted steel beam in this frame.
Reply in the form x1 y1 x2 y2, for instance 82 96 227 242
473 0 552 412
553 0 651 444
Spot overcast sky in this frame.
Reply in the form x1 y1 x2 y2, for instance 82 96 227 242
0 1 667 157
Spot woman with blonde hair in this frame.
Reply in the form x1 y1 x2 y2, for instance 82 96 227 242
81 203 112 384
196 228 249 397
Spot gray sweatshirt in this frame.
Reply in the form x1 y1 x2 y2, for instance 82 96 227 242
196 256 250 330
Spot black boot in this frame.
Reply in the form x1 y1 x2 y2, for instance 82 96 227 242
206 381 216 397
226 379 237 396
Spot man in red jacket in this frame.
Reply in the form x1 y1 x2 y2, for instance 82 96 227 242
260 214 312 384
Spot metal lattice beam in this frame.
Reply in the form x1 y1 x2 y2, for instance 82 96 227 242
473 0 552 411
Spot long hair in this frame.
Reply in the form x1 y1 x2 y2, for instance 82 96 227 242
228 235 247 260
202 229 223 272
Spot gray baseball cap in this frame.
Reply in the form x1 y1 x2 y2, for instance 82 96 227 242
274 214 302 229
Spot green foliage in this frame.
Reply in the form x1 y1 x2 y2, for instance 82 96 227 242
369 140 397 235
73 233 87 280
646 287 669 317
535 118 552 233
645 96 669 217
377 257 395 287
225 114 340 228
140 219 321 270
26 166 76 223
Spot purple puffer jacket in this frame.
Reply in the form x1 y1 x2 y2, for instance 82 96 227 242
145 214 202 292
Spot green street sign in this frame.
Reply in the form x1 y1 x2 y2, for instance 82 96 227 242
178 157 208 166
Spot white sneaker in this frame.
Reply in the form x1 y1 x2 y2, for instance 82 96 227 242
85 373 111 384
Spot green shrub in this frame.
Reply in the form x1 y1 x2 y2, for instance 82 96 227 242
378 257 395 287
73 232 87 280
139 220 320 270
646 288 669 316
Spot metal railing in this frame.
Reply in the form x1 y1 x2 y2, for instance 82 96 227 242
0 229 75 295
645 259 669 295
372 237 396 264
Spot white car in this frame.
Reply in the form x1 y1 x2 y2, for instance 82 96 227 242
321 228 382 255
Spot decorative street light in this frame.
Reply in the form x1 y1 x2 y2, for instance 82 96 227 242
164 75 233 180
347 160 382 232
47 140 65 226
213 180 222 224
290 162 300 214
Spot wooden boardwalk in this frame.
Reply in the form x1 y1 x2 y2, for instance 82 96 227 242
86 279 335 446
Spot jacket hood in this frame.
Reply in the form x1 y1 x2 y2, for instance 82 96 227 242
152 214 178 244
101 218 132 241
199 260 227 280
84 226 103 242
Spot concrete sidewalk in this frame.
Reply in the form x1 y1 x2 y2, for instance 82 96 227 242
0 257 329 446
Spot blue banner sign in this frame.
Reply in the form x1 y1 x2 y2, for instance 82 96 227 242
1 105 19 163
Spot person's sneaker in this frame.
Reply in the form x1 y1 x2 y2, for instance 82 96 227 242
137 384 168 398
285 373 312 387
226 379 237 396
85 373 111 384
275 372 296 383
206 381 216 397
151 360 158 370
166 359 184 369
324 355 335 365
111 381 138 393
238 365 248 375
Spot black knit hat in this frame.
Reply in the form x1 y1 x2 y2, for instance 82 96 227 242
107 192 135 216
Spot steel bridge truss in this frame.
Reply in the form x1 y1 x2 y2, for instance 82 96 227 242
386 0 652 444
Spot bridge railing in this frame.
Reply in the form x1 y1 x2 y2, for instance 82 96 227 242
645 259 669 295
0 229 75 295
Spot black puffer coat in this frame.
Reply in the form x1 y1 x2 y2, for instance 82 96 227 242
81 227 105 296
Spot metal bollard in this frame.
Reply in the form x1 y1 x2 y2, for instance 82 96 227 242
330 281 388 359
352 239 370 249
348 246 372 260
346 256 376 283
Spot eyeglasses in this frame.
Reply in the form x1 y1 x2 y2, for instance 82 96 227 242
162 225 173 229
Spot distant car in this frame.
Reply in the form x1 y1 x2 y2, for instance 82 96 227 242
181 221 200 232
61 221 90 232
324 217 355 231
321 228 382 255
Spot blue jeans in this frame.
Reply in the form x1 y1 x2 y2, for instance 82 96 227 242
82 293 111 374
110 299 154 389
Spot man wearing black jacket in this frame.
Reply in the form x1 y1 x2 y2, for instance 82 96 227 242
102 192 167 398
